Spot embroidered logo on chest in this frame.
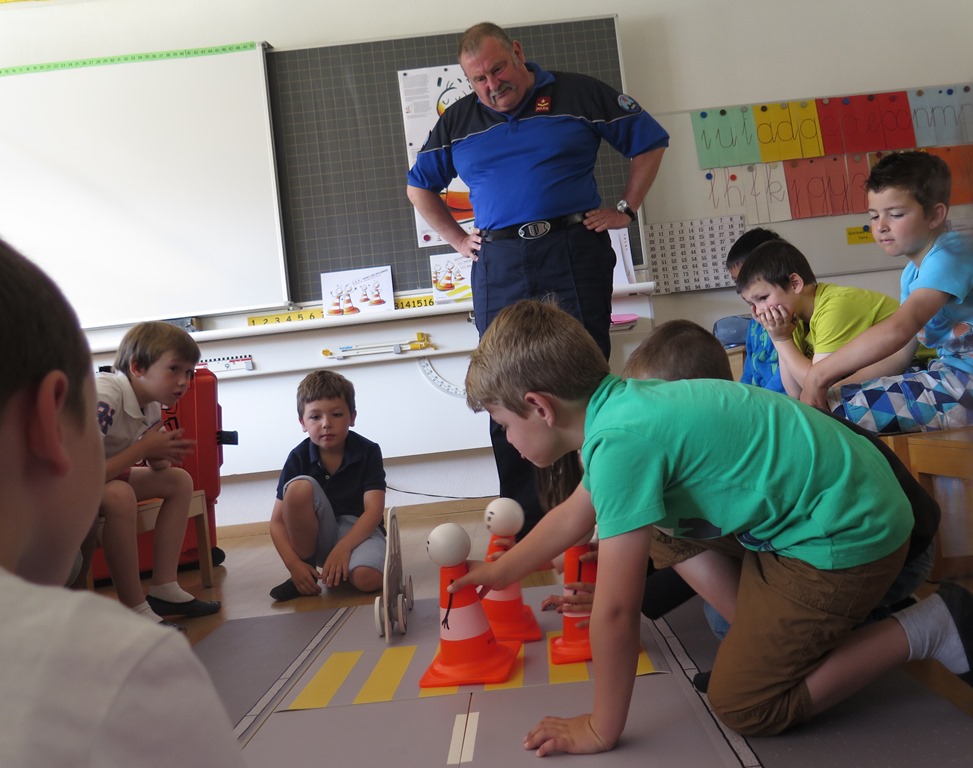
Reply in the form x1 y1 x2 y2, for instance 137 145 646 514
534 96 551 113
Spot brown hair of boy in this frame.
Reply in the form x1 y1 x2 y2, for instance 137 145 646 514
296 369 357 417
466 299 610 416
0 239 91 425
735 240 817 294
865 150 951 217
114 321 200 375
623 320 733 382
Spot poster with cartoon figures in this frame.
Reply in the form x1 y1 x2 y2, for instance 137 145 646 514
320 266 394 317
399 64 475 247
429 253 473 304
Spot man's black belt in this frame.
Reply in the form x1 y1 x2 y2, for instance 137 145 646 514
480 212 586 242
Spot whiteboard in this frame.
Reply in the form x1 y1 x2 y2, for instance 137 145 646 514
0 43 288 329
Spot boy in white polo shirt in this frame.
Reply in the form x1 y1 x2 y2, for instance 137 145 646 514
95 321 220 622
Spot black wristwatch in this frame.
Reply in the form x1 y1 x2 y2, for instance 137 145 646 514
616 199 637 222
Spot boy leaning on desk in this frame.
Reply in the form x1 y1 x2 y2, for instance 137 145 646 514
449 298 973 757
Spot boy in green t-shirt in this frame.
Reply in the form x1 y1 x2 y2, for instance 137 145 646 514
451 299 972 756
737 239 915 400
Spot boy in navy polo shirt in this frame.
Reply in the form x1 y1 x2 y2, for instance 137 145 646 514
269 371 387 601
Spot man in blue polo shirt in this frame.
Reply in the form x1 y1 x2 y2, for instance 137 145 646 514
407 21 668 535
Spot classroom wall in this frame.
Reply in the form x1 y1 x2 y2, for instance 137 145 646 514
3 0 971 524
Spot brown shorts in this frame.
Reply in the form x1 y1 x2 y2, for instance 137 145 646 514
651 527 908 736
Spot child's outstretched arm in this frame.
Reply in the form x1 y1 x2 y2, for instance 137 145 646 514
801 288 950 408
524 527 651 756
450 483 596 596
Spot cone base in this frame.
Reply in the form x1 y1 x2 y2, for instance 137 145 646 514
549 634 592 665
483 602 543 642
419 639 521 688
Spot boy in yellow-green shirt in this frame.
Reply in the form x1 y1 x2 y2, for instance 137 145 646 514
737 240 915 399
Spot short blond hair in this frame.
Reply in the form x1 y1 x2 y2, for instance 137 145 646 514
114 321 200 375
466 300 609 416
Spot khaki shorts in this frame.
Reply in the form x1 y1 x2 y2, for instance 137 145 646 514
651 528 908 736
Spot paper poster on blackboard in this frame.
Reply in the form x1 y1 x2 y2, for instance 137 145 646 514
429 253 473 304
321 266 394 317
399 64 475 246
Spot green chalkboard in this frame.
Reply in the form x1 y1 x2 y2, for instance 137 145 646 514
266 17 644 302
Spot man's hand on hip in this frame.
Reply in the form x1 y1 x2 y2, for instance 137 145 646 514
584 208 632 233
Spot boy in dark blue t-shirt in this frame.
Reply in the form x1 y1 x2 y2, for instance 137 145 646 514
268 370 387 602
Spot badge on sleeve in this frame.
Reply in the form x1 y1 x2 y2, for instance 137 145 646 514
617 94 641 113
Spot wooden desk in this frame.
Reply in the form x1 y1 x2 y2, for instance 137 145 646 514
726 345 745 381
906 427 973 579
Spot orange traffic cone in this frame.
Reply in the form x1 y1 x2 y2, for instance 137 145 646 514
550 543 597 664
481 534 541 642
438 268 454 291
419 561 521 687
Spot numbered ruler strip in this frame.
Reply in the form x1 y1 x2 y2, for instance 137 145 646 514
247 308 323 326
393 294 435 310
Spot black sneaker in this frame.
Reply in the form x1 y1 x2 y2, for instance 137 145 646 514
692 670 712 693
146 594 221 618
269 578 303 602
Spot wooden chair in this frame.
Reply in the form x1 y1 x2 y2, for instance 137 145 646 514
879 433 914 475
86 489 214 589
904 427 973 579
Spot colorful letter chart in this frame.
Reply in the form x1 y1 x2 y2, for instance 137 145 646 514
645 216 745 294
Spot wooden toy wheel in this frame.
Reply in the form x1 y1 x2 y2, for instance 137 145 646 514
374 595 385 637
406 574 415 610
396 592 408 634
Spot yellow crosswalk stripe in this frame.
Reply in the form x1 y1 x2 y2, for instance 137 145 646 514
289 651 361 710
354 646 416 704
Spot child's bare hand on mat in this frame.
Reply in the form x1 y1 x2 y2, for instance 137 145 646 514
524 714 611 757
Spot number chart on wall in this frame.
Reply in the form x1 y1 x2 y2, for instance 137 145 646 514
645 216 745 295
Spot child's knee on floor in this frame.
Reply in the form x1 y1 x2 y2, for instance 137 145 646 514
349 565 382 592
708 674 812 737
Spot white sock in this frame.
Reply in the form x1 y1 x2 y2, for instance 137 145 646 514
893 593 969 673
148 582 196 604
132 601 155 618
